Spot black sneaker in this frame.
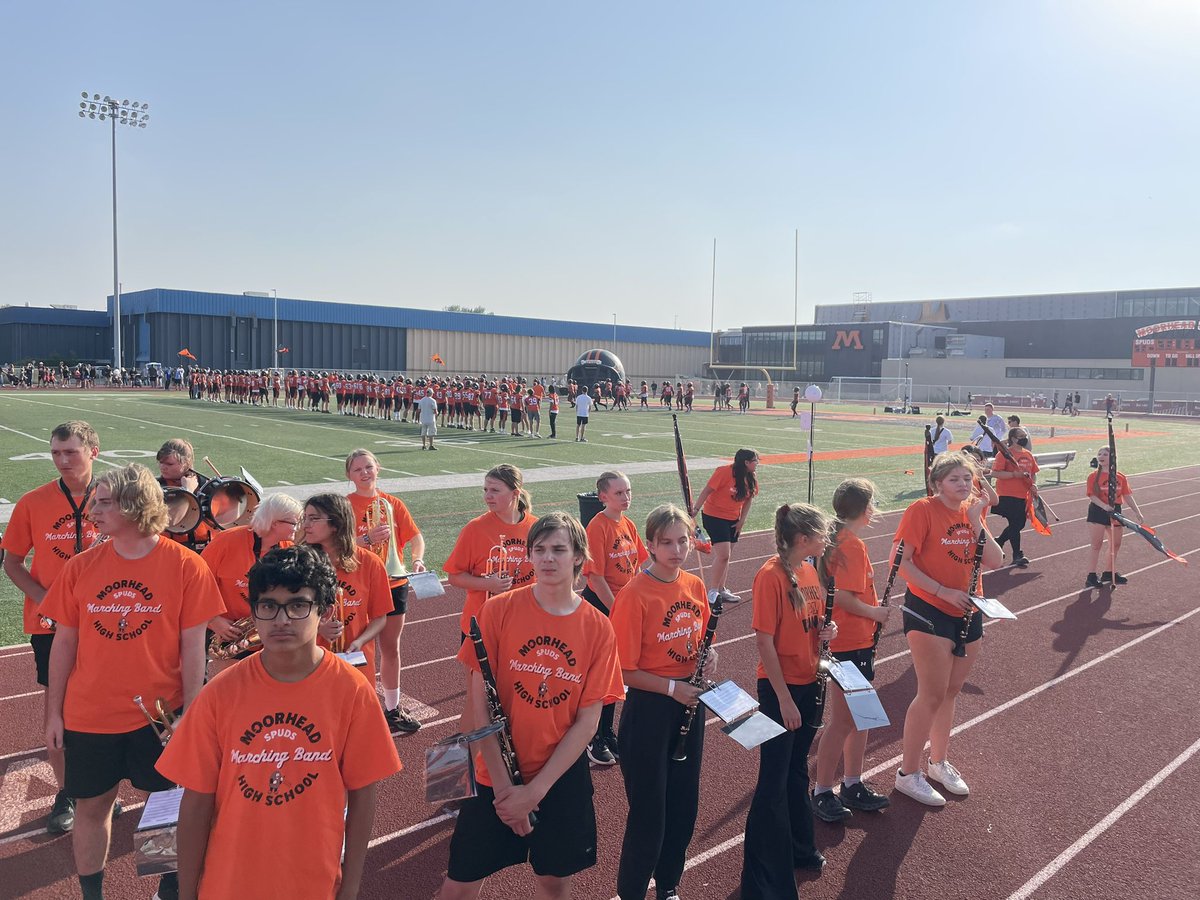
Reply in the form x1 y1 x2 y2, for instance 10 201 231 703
1014 554 1030 569
47 790 75 834
384 706 422 734
1101 571 1113 584
794 850 826 871
153 872 179 900
658 890 681 900
1113 572 1128 585
603 728 620 761
1085 572 1101 588
587 735 617 766
812 789 852 822
839 781 891 812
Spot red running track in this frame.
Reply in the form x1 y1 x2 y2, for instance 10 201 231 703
1 464 1198 899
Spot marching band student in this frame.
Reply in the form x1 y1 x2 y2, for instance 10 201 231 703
811 479 892 822
439 512 623 900
581 471 649 766
2 420 103 834
156 438 212 553
200 493 303 676
345 449 427 734
158 545 401 900
610 504 712 900
694 448 760 603
740 504 834 898
41 464 224 900
990 427 1039 569
445 464 538 646
1084 446 1145 587
300 494 393 685
893 451 1002 806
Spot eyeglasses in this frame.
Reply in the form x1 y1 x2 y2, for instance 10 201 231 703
251 599 315 621
301 515 330 525
275 520 301 528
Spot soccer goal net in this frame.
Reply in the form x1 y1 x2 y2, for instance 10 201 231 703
826 376 913 404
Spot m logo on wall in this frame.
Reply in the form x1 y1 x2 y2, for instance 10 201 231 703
831 329 864 351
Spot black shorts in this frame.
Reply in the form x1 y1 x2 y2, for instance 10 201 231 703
446 754 596 882
64 722 175 798
31 632 54 687
576 415 588 425
701 512 740 545
901 590 983 645
832 646 876 682
485 405 497 419
580 585 610 616
511 410 523 424
1087 502 1121 526
388 582 410 617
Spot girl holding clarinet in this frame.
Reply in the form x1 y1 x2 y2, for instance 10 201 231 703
812 478 893 822
740 503 836 899
893 451 1002 806
610 504 712 900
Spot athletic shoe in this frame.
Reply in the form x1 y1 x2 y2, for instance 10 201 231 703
716 588 740 605
1085 572 1101 588
46 791 75 834
658 889 682 900
587 735 617 766
1014 554 1030 569
1113 572 1128 585
1101 571 1113 584
153 872 180 900
812 789 852 823
926 759 969 796
384 706 422 734
840 781 890 811
793 851 826 871
894 769 946 806
604 728 620 761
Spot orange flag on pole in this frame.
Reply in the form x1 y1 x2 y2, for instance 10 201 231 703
432 354 446 366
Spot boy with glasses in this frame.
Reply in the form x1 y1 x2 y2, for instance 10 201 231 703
157 545 401 900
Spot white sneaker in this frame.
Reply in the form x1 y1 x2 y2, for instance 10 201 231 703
927 759 969 796
894 768 946 806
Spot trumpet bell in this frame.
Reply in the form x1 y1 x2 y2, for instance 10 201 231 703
162 487 202 534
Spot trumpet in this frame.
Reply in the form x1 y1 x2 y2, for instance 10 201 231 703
134 695 176 746
207 616 261 660
366 495 407 579
484 534 513 595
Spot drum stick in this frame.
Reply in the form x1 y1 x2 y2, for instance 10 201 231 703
202 456 223 477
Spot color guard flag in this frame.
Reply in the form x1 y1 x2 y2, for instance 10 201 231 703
432 354 446 366
1111 512 1188 564
1027 495 1052 535
177 348 197 360
278 347 290 354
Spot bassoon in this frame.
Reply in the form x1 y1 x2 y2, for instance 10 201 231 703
468 615 536 828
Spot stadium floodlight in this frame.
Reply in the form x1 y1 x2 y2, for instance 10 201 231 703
77 90 151 371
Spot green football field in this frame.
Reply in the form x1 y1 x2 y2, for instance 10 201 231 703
1 389 1194 646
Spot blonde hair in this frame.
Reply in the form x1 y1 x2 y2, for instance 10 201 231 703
645 503 693 547
51 420 99 452
527 511 591 578
250 493 303 536
929 451 977 489
485 464 532 516
774 503 829 613
96 464 169 536
344 448 379 476
596 470 627 495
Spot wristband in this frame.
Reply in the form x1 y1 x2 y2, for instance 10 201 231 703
667 679 676 698
413 558 424 566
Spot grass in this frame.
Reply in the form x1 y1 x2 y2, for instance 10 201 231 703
2 389 1194 646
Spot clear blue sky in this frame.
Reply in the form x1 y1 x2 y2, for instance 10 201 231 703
3 1 1198 330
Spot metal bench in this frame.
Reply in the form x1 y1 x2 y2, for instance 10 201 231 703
1035 450 1077 484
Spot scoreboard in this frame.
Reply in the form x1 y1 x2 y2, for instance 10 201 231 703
1131 320 1200 368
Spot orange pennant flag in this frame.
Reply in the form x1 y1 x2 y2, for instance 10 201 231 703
431 354 446 366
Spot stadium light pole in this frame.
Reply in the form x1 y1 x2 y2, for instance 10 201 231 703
612 313 617 347
78 92 150 371
242 290 277 369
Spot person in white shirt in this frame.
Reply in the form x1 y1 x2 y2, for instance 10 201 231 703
970 403 1007 458
417 388 439 451
574 389 593 442
930 416 953 454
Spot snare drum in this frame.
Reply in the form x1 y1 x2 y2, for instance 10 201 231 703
196 477 260 530
162 488 202 535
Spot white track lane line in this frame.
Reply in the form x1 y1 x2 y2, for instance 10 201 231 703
1005 734 1200 900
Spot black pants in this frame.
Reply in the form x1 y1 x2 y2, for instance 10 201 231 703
581 587 617 739
549 411 557 438
616 688 704 899
994 495 1027 558
740 679 819 900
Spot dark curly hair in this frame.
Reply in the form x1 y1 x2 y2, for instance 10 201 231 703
248 545 339 612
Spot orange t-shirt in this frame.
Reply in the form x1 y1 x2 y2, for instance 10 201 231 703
993 448 1039 499
1087 470 1132 505
346 491 421 588
701 465 757 521
1 479 101 635
200 526 292 622
609 569 710 679
40 538 225 733
443 511 537 635
315 548 393 683
827 530 878 653
582 513 648 598
751 557 825 685
894 497 983 617
455 586 623 786
155 652 401 900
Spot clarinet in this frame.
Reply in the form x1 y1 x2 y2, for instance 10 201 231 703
811 578 837 729
468 616 536 828
670 596 724 762
954 529 987 658
872 541 904 652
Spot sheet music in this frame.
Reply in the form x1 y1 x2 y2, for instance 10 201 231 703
137 786 184 831
699 679 759 724
972 595 1017 620
409 571 446 600
335 650 368 667
723 712 786 749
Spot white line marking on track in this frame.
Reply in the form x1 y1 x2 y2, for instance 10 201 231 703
0 690 42 702
1005 734 1200 900
367 811 455 849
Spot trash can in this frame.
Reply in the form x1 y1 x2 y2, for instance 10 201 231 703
577 491 604 528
